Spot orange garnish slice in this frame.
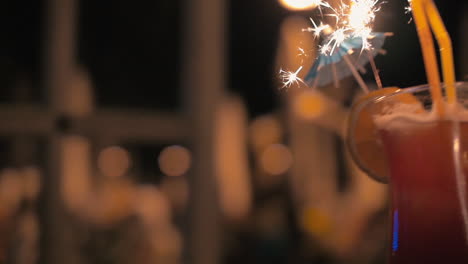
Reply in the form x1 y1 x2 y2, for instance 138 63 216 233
349 87 422 182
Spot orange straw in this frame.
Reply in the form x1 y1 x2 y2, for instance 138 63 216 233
425 0 457 104
411 0 444 116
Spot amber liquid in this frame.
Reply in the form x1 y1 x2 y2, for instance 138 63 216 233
380 121 468 264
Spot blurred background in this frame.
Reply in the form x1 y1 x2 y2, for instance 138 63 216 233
0 0 467 263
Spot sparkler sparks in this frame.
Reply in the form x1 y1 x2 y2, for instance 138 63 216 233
297 47 309 64
405 0 412 14
303 19 330 38
320 43 331 55
345 0 379 52
348 0 380 30
311 0 331 8
405 0 413 23
347 0 380 48
279 0 388 90
306 0 383 55
328 28 347 54
404 6 412 14
298 47 306 56
311 0 332 14
279 66 306 89
355 26 373 51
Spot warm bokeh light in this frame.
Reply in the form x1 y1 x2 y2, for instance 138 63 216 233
22 167 41 201
260 144 294 175
293 90 325 119
160 177 189 212
134 186 171 228
158 145 191 177
249 115 283 151
0 169 23 217
88 180 135 225
150 227 183 259
215 97 252 221
61 136 92 211
301 207 332 237
279 0 319 11
291 89 348 136
98 146 132 178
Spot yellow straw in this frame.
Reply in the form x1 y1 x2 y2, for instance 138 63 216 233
411 0 444 116
425 0 457 104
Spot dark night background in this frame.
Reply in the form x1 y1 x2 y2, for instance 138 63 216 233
0 0 466 114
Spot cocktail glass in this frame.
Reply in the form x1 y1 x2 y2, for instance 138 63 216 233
348 82 468 264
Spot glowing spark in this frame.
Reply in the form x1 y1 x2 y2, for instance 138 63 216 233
311 0 332 14
405 0 413 23
303 18 330 38
303 0 383 56
298 47 306 56
347 0 380 34
279 66 305 88
326 3 347 26
342 0 382 52
298 47 311 59
327 28 347 54
311 0 331 8
404 5 412 13
356 26 373 51
405 0 412 13
297 47 308 64
320 43 331 55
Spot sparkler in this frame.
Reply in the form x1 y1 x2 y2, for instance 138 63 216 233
323 0 381 54
405 0 413 14
328 27 347 54
279 66 306 89
310 0 333 14
280 0 386 91
298 47 307 57
303 18 330 38
405 0 413 23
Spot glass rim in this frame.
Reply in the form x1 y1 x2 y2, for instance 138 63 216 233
370 81 468 105
347 81 468 183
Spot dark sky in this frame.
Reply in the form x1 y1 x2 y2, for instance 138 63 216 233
229 0 287 116
78 0 182 110
371 0 465 88
0 0 466 114
0 1 45 102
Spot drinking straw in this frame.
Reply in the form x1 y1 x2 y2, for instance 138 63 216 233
411 0 444 116
425 0 457 104
367 50 383 90
332 63 340 88
343 54 370 93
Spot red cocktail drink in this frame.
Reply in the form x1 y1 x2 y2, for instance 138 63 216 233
380 119 468 264
348 83 468 263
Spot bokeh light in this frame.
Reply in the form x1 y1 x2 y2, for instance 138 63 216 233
22 167 41 201
160 177 189 212
301 207 332 237
249 115 283 151
0 169 23 217
98 146 131 178
279 0 319 11
134 185 171 228
214 97 252 221
158 145 191 177
293 90 326 120
90 180 135 225
151 227 183 259
61 136 92 211
260 144 294 175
